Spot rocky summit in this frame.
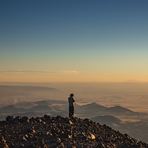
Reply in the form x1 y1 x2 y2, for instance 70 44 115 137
0 115 147 148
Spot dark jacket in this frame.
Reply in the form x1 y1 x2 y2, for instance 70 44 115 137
68 97 75 106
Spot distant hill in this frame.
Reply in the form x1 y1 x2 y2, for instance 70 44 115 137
75 102 137 117
0 100 145 120
91 115 121 125
107 106 134 114
76 102 106 111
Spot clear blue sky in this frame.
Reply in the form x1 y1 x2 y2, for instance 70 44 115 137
0 0 148 82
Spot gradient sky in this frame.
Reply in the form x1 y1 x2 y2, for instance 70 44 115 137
0 0 148 82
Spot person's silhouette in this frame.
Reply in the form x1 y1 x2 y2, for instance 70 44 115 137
68 93 75 118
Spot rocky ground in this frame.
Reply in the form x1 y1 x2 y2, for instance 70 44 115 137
0 115 148 148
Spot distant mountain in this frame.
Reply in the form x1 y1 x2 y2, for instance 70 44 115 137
29 103 51 112
0 105 26 114
107 105 134 113
91 115 121 126
0 100 67 120
77 102 106 110
75 102 137 117
0 100 142 119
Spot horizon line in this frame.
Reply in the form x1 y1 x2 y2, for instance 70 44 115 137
0 81 148 84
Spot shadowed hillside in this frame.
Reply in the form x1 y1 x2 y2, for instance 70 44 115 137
0 115 147 148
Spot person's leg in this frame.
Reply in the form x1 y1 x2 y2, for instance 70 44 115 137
69 106 72 118
71 106 74 117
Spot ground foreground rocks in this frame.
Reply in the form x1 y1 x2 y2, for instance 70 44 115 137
0 115 148 148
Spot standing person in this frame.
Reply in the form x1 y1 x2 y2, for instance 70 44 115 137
68 93 75 118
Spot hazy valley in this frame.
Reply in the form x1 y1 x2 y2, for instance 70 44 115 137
0 84 148 143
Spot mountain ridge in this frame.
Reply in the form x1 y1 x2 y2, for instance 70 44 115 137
0 115 147 148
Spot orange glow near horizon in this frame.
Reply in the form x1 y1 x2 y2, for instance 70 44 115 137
0 71 148 83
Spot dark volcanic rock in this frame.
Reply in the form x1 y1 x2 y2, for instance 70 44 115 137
0 115 147 148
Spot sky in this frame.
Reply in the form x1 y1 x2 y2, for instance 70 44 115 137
0 0 148 83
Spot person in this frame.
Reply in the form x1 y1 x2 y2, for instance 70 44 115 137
68 93 75 118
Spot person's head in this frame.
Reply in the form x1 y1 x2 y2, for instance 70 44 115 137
70 93 74 97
